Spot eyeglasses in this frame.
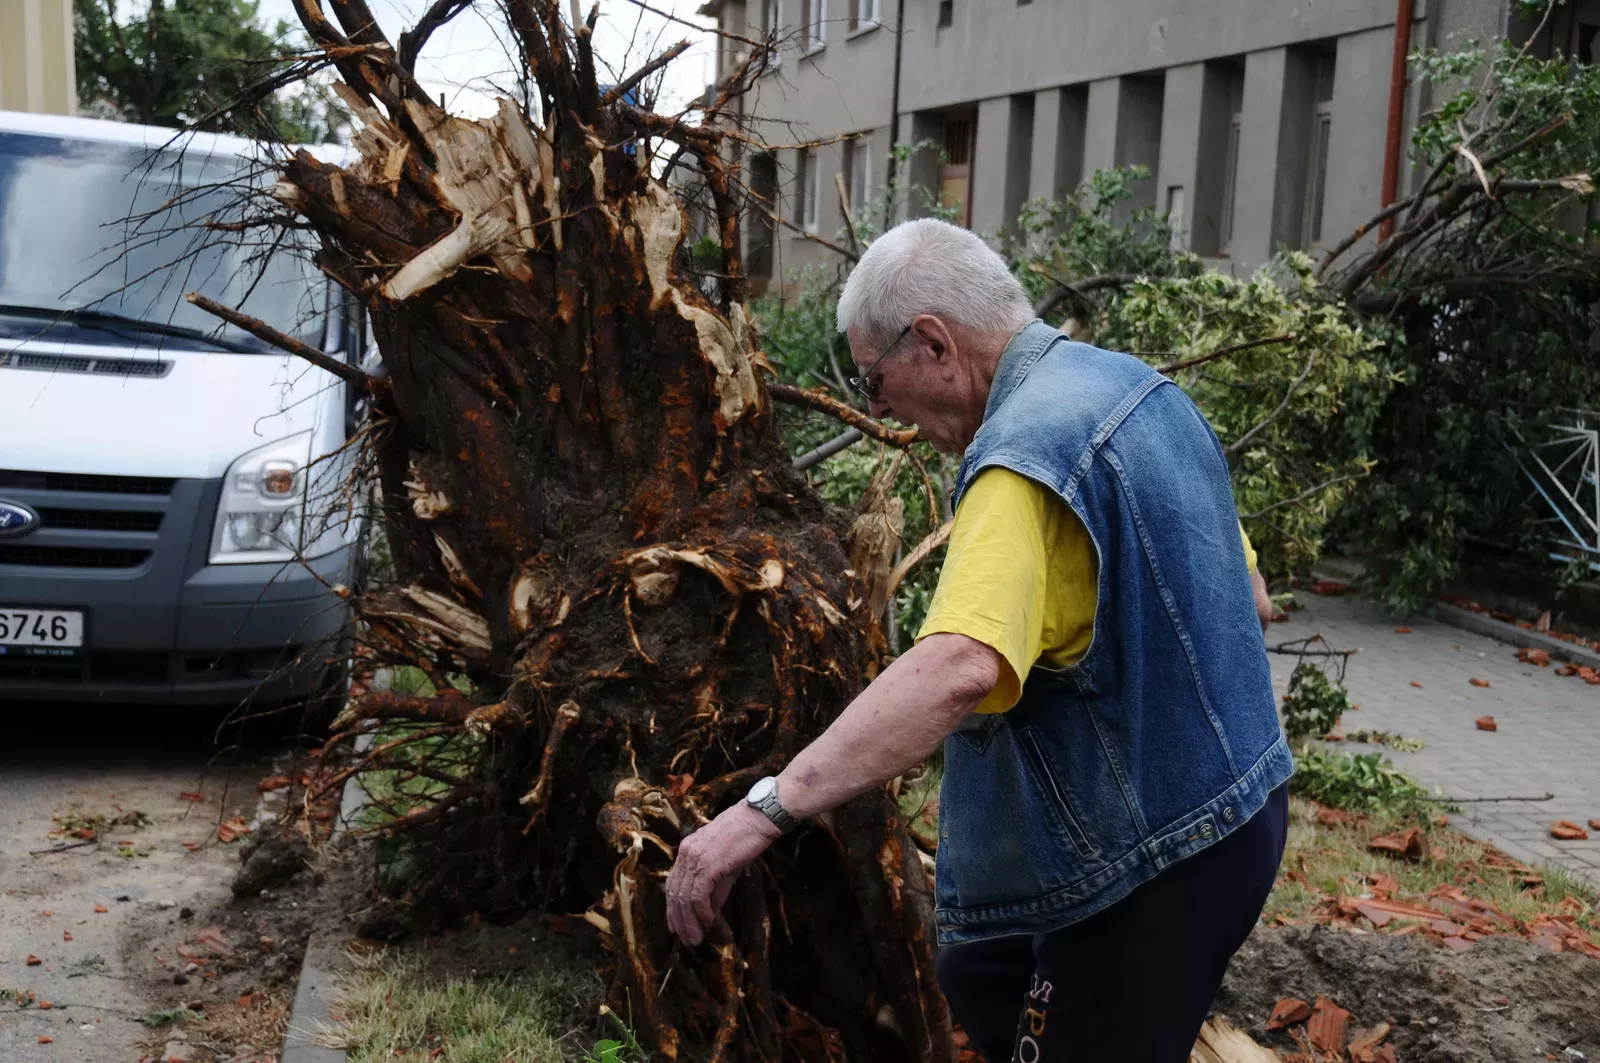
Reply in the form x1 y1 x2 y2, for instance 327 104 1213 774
848 322 914 404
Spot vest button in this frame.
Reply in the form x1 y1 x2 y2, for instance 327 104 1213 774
1198 822 1214 838
1222 806 1236 823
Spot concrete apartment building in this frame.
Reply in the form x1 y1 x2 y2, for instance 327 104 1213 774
0 0 77 116
700 0 1596 287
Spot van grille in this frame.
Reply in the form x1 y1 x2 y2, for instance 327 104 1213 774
0 470 176 496
37 507 164 533
0 545 152 568
0 351 172 377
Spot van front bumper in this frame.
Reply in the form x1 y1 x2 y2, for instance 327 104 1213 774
0 474 356 705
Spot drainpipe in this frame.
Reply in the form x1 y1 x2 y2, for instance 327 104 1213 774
1379 0 1416 242
882 0 907 229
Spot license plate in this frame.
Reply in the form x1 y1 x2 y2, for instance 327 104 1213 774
0 607 85 649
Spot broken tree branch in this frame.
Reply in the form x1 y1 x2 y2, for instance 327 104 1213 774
768 383 917 445
793 428 864 471
881 522 953 612
399 0 474 73
1154 333 1298 376
185 292 386 394
1241 470 1370 521
603 39 691 105
1224 347 1320 457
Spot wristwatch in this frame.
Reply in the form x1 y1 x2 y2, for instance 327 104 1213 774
745 776 800 833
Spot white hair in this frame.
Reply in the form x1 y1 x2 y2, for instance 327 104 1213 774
835 218 1034 350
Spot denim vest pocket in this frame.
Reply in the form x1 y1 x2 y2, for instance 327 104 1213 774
952 712 1004 754
1018 726 1099 858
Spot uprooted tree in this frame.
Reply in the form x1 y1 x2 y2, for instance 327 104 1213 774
181 1 1600 1059
194 2 952 1061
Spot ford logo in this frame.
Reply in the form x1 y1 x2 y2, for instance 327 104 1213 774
0 500 40 539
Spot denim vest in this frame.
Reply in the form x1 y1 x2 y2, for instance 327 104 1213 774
934 321 1293 945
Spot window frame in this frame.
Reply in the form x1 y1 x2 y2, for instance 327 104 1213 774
849 0 880 33
801 148 820 233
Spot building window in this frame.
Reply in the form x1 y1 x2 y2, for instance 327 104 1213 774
849 0 879 31
1166 186 1186 250
938 116 973 226
1302 50 1335 247
763 0 782 38
748 152 778 279
800 148 820 232
1218 67 1244 256
847 136 872 218
800 0 825 51
937 0 953 28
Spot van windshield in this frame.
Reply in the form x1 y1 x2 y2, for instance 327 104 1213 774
0 130 327 354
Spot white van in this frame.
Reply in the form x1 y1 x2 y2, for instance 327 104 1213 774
0 109 366 707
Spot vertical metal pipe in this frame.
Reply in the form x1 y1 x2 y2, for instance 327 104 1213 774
1379 0 1416 242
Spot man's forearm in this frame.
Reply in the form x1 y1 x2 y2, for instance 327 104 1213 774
775 633 1000 820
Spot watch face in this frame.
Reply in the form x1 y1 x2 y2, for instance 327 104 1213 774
748 776 776 803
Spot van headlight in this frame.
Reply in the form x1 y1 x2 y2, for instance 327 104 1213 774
210 431 345 564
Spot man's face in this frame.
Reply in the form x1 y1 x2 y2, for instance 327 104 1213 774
846 316 972 454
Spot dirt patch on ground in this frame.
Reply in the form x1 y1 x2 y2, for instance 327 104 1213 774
1215 924 1600 1061
121 836 375 1062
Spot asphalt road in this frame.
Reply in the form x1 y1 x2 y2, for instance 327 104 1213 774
0 705 288 1063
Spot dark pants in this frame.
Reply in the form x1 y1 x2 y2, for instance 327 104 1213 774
936 785 1288 1063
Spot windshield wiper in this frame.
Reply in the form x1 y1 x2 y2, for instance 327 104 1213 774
0 303 258 353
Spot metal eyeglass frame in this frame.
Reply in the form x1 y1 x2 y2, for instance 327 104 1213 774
848 322 915 404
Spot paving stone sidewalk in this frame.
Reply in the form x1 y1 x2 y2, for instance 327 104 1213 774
1266 592 1600 887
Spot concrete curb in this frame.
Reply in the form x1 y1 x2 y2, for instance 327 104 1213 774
281 731 374 1063
1428 601 1600 671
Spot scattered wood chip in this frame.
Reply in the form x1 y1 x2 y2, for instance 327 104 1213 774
38 1000 53 1010
1469 677 1491 688
1394 626 1412 634
26 954 41 965
1348 1022 1393 1063
1475 715 1498 731
1191 1016 1280 1062
1316 806 1358 827
216 817 250 844
1265 997 1312 1030
1515 647 1550 666
1557 663 1581 677
1367 827 1425 862
177 791 205 803
256 774 293 793
1373 1046 1398 1063
1551 820 1590 841
1308 580 1354 596
1410 681 1423 688
62 931 72 942
37 1036 53 1044
182 841 203 851
93 904 108 913
1590 818 1600 831
1307 996 1350 1055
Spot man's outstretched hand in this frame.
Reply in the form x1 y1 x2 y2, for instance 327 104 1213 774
666 801 784 946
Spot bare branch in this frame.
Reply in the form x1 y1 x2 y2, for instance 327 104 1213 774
185 292 386 395
1154 334 1297 376
603 39 692 105
793 428 864 471
767 382 917 445
881 522 953 610
1242 470 1371 521
399 0 474 73
1224 348 1320 457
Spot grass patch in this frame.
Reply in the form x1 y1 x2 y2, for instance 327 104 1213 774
322 949 607 1063
1267 796 1600 949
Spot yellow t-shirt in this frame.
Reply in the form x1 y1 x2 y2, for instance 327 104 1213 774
915 468 1258 715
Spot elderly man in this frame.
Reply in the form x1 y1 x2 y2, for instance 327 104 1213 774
666 218 1292 1062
